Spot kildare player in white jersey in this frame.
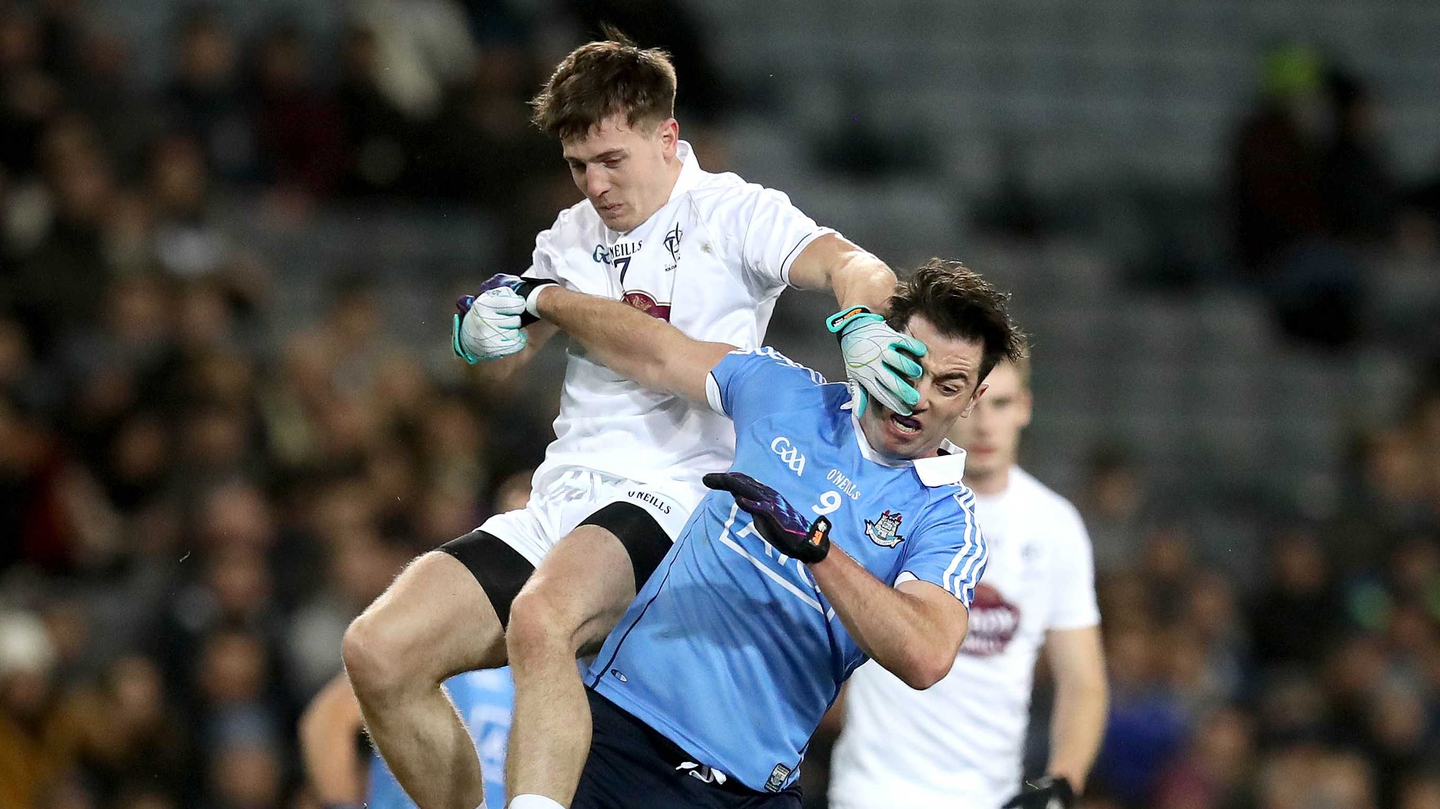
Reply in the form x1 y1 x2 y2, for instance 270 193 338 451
341 33 927 809
829 356 1109 809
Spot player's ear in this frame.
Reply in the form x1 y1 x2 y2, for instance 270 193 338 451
961 382 988 418
658 118 679 156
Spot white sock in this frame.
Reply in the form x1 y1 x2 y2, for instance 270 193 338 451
508 795 565 809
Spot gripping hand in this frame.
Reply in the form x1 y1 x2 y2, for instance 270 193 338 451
702 472 831 563
451 274 557 364
1002 777 1076 809
826 306 926 417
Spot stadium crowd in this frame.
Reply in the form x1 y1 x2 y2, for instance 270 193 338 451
2 2 1439 809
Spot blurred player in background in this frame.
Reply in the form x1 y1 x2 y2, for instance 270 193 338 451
497 260 1022 808
828 356 1109 809
301 669 515 809
340 31 926 809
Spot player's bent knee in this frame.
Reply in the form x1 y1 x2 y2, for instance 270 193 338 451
505 586 576 662
342 611 410 698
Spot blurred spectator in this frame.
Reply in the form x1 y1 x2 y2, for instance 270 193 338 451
1228 44 1367 349
246 24 343 199
1323 70 1397 246
0 611 74 808
335 24 418 195
1230 44 1330 276
1092 622 1190 808
1153 706 1256 809
347 0 477 122
1250 531 1343 673
1079 445 1147 576
163 9 254 182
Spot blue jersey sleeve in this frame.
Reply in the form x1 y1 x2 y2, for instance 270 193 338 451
897 489 988 606
705 348 827 426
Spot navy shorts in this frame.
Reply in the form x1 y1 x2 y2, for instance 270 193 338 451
572 689 803 809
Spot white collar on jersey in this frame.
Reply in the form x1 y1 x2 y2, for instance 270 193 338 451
844 388 968 487
666 139 704 203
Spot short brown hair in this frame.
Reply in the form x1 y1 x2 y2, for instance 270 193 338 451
530 29 677 141
885 258 1027 383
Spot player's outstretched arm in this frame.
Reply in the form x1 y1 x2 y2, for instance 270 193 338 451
531 285 734 402
787 233 898 312
298 673 366 809
789 234 926 417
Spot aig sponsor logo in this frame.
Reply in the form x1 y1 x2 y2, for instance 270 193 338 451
770 436 806 476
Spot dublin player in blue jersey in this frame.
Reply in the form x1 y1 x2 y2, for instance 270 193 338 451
300 670 514 809
491 259 1025 809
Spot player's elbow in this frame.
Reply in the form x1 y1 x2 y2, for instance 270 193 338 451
901 651 956 690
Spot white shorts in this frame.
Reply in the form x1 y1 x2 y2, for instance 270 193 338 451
478 469 700 568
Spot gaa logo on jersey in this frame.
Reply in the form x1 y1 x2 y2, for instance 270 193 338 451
622 290 672 322
960 583 1021 657
864 510 905 548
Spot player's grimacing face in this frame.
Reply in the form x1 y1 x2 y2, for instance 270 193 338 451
561 114 678 232
860 315 987 460
948 361 1031 480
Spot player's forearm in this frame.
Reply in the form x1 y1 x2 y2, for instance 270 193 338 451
1046 679 1108 790
788 234 898 312
829 250 899 313
1044 629 1109 790
808 548 963 689
299 676 366 805
533 286 729 400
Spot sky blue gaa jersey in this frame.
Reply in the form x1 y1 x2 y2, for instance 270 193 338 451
367 668 514 809
586 348 987 794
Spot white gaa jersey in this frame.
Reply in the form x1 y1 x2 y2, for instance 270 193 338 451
829 467 1100 809
523 140 834 506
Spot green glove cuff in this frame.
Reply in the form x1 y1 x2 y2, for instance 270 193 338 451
452 313 480 365
826 305 881 338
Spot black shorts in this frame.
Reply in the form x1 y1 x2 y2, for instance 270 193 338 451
437 502 672 628
572 689 803 809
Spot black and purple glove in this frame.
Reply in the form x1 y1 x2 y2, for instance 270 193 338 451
702 472 831 563
1003 777 1076 809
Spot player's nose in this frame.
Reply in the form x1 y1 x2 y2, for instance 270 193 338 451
585 169 611 198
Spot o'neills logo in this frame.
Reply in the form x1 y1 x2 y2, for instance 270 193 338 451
627 490 672 515
959 583 1020 657
622 290 671 322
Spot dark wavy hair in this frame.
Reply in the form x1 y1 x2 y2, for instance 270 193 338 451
885 258 1028 383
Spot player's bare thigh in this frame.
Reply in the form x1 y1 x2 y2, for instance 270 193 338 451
508 525 637 656
345 551 508 687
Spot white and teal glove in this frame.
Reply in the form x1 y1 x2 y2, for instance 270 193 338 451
451 274 555 364
827 305 926 417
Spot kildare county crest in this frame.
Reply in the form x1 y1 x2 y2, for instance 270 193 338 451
864 510 905 548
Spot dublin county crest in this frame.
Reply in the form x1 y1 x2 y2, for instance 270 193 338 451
864 510 905 548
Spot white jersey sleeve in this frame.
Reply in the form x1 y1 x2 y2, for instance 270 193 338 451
1046 502 1101 631
521 211 569 283
736 187 834 288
